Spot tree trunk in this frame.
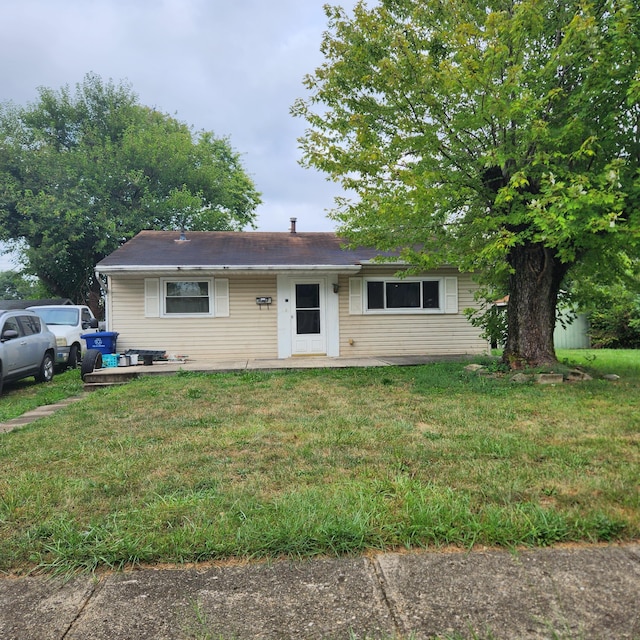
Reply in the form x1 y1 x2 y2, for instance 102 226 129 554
502 242 569 369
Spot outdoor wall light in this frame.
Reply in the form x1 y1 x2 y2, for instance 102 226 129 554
332 283 340 294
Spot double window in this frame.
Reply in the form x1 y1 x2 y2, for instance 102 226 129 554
144 278 229 318
164 280 211 315
366 278 443 313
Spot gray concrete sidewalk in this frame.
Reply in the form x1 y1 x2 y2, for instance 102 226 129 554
1 545 638 639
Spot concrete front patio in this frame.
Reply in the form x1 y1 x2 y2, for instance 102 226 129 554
83 354 477 388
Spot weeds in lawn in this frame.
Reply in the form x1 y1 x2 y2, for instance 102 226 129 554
0 353 638 574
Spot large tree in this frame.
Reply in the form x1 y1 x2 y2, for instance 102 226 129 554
0 73 261 311
293 0 640 367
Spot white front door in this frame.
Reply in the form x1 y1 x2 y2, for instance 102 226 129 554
292 281 326 355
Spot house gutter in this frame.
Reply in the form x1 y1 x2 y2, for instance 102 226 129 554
95 265 364 275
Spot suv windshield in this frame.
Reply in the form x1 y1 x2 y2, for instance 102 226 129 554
33 308 79 326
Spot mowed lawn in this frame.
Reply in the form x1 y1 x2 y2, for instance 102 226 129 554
0 350 638 574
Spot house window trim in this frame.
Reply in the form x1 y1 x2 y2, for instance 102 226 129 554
160 277 215 318
364 277 445 314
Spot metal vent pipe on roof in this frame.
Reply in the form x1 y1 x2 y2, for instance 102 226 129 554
289 217 297 233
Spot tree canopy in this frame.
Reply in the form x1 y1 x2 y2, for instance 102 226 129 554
293 0 640 366
0 73 261 308
0 270 48 301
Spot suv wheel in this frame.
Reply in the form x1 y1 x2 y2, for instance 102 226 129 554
36 352 55 383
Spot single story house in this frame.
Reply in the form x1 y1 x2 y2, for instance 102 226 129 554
95 229 489 361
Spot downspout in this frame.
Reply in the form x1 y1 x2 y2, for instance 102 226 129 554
95 270 110 331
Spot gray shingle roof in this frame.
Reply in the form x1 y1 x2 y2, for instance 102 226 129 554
96 231 391 271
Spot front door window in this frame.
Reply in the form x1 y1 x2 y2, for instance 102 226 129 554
295 284 321 334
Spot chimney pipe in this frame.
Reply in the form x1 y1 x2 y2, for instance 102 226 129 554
289 217 297 234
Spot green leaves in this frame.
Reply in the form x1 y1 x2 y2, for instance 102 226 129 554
295 0 640 365
0 73 261 303
297 0 639 257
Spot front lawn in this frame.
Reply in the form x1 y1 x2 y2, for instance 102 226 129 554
0 351 638 574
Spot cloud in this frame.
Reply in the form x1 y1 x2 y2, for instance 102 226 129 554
0 0 356 236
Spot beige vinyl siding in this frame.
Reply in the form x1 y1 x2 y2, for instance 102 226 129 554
108 275 278 359
338 267 488 357
106 266 487 361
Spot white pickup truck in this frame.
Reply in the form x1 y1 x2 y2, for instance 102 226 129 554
28 305 99 369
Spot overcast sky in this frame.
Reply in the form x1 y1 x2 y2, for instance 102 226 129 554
0 0 359 270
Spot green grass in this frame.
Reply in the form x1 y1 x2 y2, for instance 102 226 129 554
557 348 640 376
0 351 638 574
0 367 85 422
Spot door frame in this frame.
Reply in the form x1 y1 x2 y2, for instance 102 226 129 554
276 274 340 358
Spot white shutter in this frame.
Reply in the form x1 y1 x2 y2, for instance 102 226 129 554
214 278 229 317
444 277 458 314
349 278 363 314
144 279 160 317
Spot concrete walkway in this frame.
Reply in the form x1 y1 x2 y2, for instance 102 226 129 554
84 354 466 380
79 354 475 389
0 395 87 434
1 544 638 639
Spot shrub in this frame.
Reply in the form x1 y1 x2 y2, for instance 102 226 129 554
589 294 640 348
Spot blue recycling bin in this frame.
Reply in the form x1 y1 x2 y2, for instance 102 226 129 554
81 331 119 355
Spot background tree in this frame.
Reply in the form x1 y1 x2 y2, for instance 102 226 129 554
566 258 640 348
0 73 261 313
0 270 50 300
293 0 640 367
587 286 640 348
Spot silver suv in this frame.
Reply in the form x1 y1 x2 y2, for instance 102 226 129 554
0 309 57 395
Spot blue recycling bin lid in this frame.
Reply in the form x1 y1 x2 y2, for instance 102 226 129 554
81 331 119 354
81 331 119 340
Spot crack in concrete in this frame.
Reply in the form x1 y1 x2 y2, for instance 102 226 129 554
368 556 407 637
60 576 103 639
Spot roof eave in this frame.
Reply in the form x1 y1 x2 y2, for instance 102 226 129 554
96 264 364 275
